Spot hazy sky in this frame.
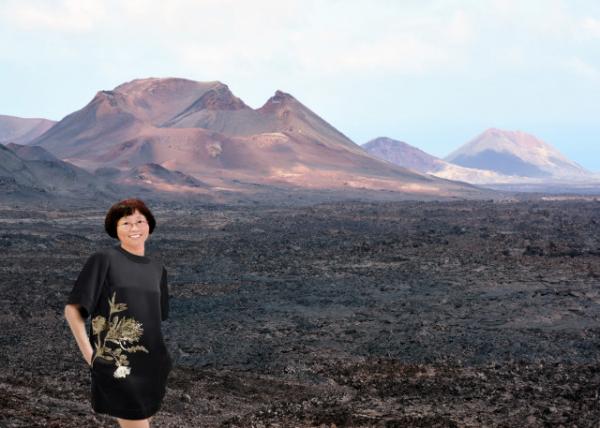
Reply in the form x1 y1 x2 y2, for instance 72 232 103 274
1 0 599 170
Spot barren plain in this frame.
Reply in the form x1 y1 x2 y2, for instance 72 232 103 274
1 199 599 427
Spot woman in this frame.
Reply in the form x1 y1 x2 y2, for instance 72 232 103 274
64 198 172 428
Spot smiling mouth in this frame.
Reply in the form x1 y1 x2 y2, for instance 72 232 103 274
129 234 142 238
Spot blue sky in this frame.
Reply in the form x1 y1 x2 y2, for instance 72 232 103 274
1 0 599 170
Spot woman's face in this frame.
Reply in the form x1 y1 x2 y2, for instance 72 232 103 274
116 209 150 247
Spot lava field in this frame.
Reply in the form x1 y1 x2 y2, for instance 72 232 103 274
1 199 599 427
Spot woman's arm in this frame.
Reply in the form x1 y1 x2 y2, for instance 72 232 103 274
64 303 94 367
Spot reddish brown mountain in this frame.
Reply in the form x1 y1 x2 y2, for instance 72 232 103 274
362 137 442 172
0 115 55 144
29 77 483 198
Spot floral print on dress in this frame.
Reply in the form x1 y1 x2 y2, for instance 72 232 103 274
91 291 149 379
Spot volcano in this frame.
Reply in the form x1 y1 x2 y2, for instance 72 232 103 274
27 77 484 198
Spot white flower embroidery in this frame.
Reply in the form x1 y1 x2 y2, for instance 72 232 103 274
114 365 131 378
90 291 149 380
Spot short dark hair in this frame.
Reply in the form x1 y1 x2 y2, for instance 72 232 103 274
104 198 156 239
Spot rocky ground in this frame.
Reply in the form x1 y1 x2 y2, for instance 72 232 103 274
0 198 599 427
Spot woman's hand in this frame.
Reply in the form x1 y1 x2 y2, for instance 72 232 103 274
85 348 94 367
64 304 95 368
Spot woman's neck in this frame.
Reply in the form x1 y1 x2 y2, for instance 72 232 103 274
120 243 145 256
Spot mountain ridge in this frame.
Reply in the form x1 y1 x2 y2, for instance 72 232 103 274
363 132 598 191
0 115 56 145
25 77 483 199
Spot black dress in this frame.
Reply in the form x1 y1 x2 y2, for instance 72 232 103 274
67 244 173 420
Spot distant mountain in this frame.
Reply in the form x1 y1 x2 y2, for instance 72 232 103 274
0 115 55 144
444 128 590 179
26 77 483 199
3 142 212 200
0 143 42 189
362 137 512 184
1 143 116 200
363 132 599 194
362 137 443 172
5 142 60 161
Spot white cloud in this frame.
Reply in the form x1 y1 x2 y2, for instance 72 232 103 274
156 1 476 76
447 9 472 43
0 0 599 80
563 57 600 80
0 0 106 32
581 17 600 38
293 33 453 75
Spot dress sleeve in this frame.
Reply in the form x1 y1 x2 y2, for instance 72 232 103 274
66 252 109 319
160 266 169 321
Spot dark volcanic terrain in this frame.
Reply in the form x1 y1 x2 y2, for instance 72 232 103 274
1 199 600 427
